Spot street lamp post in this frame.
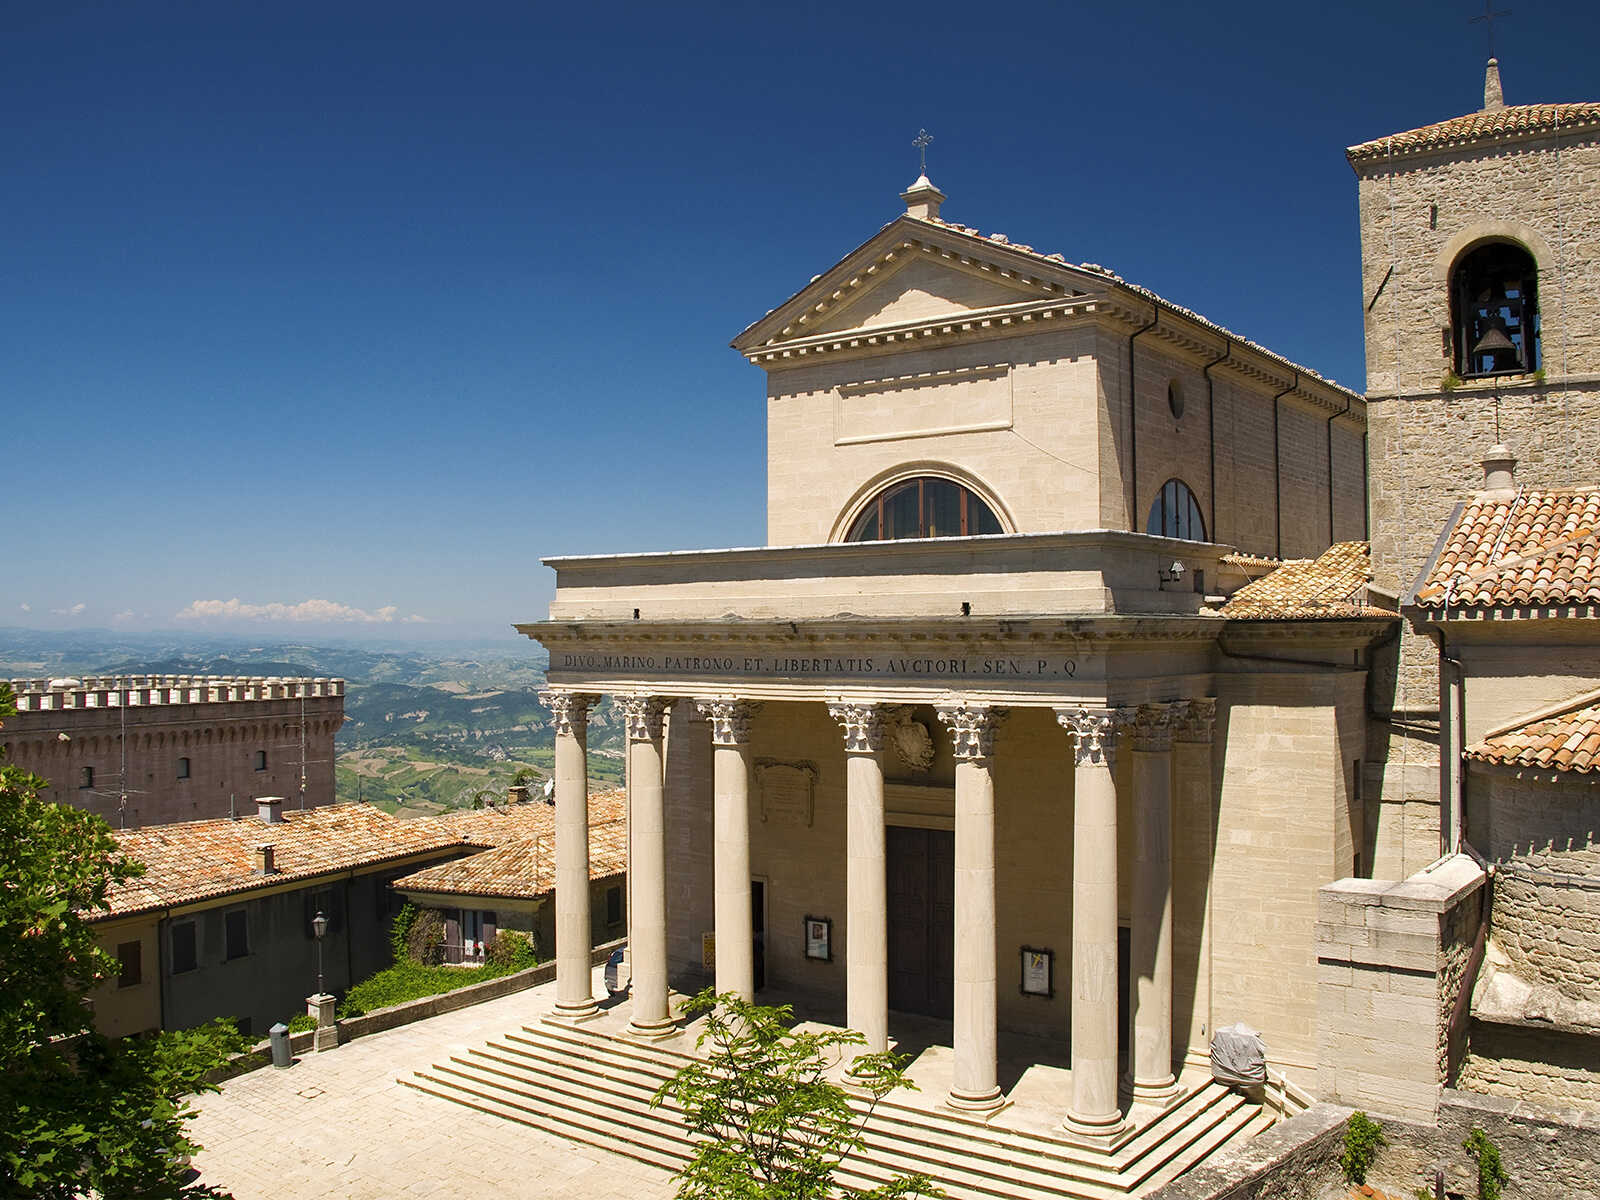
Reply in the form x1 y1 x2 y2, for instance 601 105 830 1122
312 910 329 996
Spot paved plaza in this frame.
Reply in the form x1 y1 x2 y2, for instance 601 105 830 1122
188 970 677 1200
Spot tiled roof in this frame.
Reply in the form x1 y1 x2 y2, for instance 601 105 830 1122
412 787 625 848
389 814 629 900
1466 691 1600 775
102 804 461 918
1221 542 1394 620
1411 488 1600 610
1348 102 1600 163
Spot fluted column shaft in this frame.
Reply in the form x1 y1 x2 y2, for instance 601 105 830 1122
622 695 675 1038
1130 704 1180 1103
541 690 602 1020
937 702 1005 1113
829 702 891 1056
699 698 760 1002
1173 700 1217 1064
1057 706 1129 1139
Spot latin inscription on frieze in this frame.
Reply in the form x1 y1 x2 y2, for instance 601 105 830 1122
554 652 1078 681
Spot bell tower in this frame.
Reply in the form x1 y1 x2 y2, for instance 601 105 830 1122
1348 61 1600 875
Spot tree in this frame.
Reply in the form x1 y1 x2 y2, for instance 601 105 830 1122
650 989 942 1200
0 683 243 1199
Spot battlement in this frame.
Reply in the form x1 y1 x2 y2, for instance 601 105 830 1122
7 675 345 713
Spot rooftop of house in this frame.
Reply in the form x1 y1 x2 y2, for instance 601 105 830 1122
1347 60 1600 164
96 789 626 919
391 792 628 900
1466 688 1600 776
1410 484 1600 612
1220 542 1394 620
101 802 458 918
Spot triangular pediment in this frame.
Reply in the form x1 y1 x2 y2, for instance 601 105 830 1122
732 217 1104 353
806 254 1046 335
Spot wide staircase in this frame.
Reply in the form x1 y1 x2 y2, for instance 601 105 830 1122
402 1018 1282 1199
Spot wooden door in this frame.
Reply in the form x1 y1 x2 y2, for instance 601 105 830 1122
887 826 954 1019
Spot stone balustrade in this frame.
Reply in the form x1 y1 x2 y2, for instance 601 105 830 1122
6 675 345 712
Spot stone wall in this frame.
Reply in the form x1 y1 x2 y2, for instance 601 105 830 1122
1144 1103 1349 1200
1459 1022 1600 1109
1315 855 1486 1120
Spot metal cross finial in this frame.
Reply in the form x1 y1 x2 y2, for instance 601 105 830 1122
1469 0 1511 59
913 129 933 176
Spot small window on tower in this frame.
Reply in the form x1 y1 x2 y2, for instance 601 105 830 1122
254 750 267 771
177 756 190 780
1452 241 1540 377
80 766 94 789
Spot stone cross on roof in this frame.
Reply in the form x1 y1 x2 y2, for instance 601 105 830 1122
913 129 933 176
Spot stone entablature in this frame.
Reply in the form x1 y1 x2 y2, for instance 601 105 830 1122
9 675 344 711
539 530 1253 625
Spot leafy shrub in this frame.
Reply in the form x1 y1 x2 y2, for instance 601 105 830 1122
1341 1110 1385 1184
285 1013 315 1034
485 930 539 971
340 955 531 1017
1463 1127 1508 1200
405 907 445 965
388 902 418 964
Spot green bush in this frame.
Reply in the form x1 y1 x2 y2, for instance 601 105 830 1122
388 903 418 964
285 1013 315 1034
485 930 539 971
340 956 530 1017
405 907 445 966
1463 1127 1508 1200
1341 1110 1385 1184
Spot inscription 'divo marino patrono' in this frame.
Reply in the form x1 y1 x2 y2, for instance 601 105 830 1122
554 652 1078 680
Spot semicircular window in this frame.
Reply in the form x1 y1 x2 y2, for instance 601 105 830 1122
846 477 1004 542
1451 240 1540 377
1146 478 1207 542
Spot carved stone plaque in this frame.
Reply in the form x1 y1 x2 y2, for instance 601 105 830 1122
756 759 817 828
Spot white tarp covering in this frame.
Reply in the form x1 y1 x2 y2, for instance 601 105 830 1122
1210 1021 1267 1086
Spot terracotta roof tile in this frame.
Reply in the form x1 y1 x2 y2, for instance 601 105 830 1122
102 804 461 918
1348 102 1600 163
409 787 624 848
389 813 628 900
1467 691 1600 776
1412 488 1600 610
1222 542 1394 620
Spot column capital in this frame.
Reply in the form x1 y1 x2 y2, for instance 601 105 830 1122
539 691 602 738
696 697 762 747
618 694 673 742
1173 698 1218 744
935 700 1005 761
827 700 906 754
1055 705 1132 767
1131 703 1175 754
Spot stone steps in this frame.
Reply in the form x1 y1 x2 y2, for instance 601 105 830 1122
402 1017 1278 1200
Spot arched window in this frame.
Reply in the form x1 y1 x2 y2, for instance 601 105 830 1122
1452 241 1540 377
1146 478 1207 542
845 476 1004 542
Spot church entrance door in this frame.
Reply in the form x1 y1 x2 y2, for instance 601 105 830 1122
887 826 954 1019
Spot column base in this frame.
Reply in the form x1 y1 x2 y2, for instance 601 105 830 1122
548 998 602 1024
1128 1075 1186 1108
946 1086 1007 1115
624 1016 681 1042
1059 1108 1129 1148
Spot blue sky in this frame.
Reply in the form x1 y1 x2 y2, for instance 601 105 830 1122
6 1 1598 640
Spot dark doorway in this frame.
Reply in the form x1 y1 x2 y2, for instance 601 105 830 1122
887 826 954 1018
751 879 766 992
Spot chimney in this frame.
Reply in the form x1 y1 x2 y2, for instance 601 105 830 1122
1483 58 1505 111
257 796 285 824
901 174 945 221
254 843 277 875
1482 442 1518 499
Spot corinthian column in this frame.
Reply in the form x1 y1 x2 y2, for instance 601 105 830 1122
936 700 1006 1113
540 690 603 1021
620 694 675 1039
696 697 761 1002
1056 705 1130 1141
828 701 893 1058
1129 703 1181 1105
1173 699 1217 1066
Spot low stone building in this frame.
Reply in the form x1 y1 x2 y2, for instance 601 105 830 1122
394 789 628 963
3 674 344 827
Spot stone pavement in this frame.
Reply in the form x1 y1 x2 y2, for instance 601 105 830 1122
188 969 677 1200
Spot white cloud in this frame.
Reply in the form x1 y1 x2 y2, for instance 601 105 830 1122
112 610 135 622
50 602 88 616
175 597 427 625
18 603 29 612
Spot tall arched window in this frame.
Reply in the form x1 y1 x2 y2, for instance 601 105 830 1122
1146 478 1207 542
845 476 1004 542
1452 241 1540 377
